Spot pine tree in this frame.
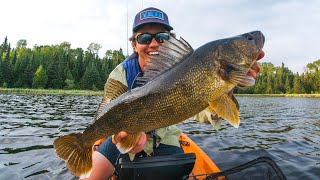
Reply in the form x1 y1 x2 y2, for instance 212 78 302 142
81 61 102 90
73 48 84 86
64 67 75 89
46 50 65 89
0 37 9 56
0 59 4 86
293 73 305 93
1 43 14 87
46 59 59 89
266 74 274 94
285 75 291 93
22 53 37 88
32 65 48 88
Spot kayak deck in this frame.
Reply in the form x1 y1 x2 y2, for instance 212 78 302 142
179 133 220 178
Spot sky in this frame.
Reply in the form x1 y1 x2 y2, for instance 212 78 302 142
1 0 319 73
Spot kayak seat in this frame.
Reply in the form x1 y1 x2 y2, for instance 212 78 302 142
116 153 196 180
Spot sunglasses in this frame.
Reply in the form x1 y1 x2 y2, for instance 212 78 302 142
135 32 170 45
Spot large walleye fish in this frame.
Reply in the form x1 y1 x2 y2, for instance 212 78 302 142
54 31 265 176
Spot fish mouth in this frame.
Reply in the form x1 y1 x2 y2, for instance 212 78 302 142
247 68 257 79
234 50 264 87
244 50 264 79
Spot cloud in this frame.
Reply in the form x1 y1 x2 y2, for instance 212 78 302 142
1 0 319 73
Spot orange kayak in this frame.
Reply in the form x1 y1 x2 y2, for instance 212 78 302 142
179 133 220 178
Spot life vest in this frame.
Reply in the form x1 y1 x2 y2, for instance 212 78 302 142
122 53 142 90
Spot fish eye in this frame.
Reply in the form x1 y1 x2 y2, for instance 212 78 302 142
242 33 254 41
247 35 253 41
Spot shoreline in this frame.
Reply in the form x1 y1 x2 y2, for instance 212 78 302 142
1 88 319 97
0 88 103 96
235 93 320 98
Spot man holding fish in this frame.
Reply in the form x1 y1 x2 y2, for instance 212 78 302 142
53 7 265 179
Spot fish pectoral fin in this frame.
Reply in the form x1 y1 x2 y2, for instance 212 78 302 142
206 106 223 130
209 94 240 128
53 133 92 177
194 106 222 130
115 132 143 154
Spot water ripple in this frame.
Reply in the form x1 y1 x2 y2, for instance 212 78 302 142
0 94 319 179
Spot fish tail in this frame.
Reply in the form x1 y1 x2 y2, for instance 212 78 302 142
53 133 92 177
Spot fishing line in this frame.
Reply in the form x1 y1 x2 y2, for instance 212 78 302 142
272 148 320 163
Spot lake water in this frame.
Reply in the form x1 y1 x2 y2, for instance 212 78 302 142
0 94 319 179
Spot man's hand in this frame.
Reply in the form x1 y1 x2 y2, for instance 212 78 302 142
247 50 265 78
113 131 147 154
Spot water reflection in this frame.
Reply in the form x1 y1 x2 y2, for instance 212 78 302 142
0 94 319 179
1 145 53 154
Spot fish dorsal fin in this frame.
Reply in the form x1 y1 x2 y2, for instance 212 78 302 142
135 36 193 87
95 78 128 120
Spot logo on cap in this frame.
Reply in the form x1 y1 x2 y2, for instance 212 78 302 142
140 10 164 20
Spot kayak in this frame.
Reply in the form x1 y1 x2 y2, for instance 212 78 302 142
91 133 220 180
87 134 287 180
179 133 220 178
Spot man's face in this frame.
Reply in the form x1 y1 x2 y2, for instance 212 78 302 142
133 23 167 70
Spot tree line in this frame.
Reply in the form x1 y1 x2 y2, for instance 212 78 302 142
236 60 320 94
0 37 319 93
0 37 125 90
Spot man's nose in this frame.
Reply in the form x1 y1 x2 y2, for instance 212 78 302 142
148 38 159 48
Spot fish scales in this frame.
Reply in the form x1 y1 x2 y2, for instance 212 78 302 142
53 31 265 176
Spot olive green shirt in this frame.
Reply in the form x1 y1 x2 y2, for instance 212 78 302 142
108 63 182 155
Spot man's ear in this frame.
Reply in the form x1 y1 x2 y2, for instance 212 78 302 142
131 41 137 52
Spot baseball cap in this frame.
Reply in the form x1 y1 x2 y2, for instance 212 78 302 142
132 7 173 32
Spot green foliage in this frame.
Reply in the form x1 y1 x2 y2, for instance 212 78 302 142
1 36 318 94
0 37 126 90
0 44 14 87
32 65 48 88
65 79 76 89
87 42 102 56
64 68 75 89
0 60 4 86
81 61 102 90
16 39 27 49
235 61 319 94
285 75 291 93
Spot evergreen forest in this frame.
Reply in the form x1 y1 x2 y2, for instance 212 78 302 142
0 37 319 94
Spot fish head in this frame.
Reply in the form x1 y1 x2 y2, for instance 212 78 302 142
214 31 265 86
